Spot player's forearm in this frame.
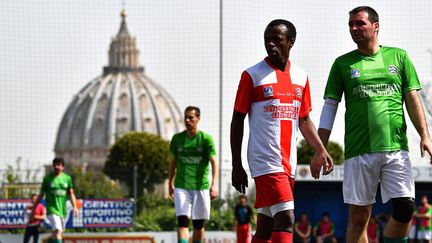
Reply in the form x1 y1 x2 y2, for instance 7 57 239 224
299 116 326 153
210 157 219 186
230 112 246 168
405 90 431 139
70 192 78 209
168 158 176 185
318 128 331 148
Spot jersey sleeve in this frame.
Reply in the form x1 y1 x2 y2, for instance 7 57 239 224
205 133 217 158
324 60 344 101
299 77 312 118
401 51 421 93
40 176 49 193
234 71 254 114
169 134 178 157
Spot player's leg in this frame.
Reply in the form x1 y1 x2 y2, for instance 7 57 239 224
192 219 205 243
46 214 64 243
174 188 193 243
253 211 273 243
343 153 381 242
346 204 372 242
380 151 415 243
22 226 31 243
190 189 210 243
271 207 295 243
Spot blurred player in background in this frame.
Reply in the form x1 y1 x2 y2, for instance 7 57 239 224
23 193 46 243
234 194 255 243
294 212 312 243
169 106 219 243
415 195 432 242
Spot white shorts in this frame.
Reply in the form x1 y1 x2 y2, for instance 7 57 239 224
174 188 210 220
257 201 294 218
47 214 65 231
343 151 415 205
408 225 416 239
418 230 432 240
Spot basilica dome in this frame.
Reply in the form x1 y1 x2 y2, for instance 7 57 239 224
54 10 183 168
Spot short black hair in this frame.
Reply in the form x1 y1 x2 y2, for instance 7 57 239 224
52 157 65 165
184 106 200 118
266 19 297 39
349 6 379 23
322 212 330 217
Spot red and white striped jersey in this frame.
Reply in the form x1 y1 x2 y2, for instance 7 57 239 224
234 58 311 178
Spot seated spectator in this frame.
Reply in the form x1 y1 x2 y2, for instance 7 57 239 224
313 212 335 243
416 195 432 243
294 212 311 243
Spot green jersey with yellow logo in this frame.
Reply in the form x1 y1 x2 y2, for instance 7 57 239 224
170 130 216 190
324 46 421 159
41 172 73 217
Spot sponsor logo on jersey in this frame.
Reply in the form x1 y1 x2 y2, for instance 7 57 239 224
295 88 302 98
263 86 274 97
351 68 360 78
388 65 399 75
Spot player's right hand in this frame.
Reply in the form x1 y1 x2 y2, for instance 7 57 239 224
232 166 248 194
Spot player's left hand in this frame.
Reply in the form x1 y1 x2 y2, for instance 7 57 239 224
420 136 432 164
73 207 78 216
310 149 334 179
210 184 218 200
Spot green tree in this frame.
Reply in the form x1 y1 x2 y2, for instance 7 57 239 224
297 139 344 165
103 132 171 199
70 166 124 199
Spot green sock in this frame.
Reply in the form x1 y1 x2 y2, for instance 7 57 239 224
383 236 408 243
178 239 188 243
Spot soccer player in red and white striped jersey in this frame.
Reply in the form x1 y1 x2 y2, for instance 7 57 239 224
231 19 333 243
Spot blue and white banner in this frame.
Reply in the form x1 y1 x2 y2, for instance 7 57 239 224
0 198 134 229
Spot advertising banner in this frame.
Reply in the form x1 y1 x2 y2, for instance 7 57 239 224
0 198 134 229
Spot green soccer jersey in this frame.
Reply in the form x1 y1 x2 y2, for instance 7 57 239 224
324 46 421 159
170 130 216 190
41 172 73 218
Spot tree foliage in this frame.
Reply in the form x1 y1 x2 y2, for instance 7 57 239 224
297 139 344 165
70 166 124 199
103 132 171 198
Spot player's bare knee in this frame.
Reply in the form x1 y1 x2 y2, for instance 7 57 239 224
177 215 190 228
255 213 273 239
392 197 415 223
192 219 205 230
273 210 294 232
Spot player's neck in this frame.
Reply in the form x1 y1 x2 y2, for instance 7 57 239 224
186 128 199 138
357 41 380 56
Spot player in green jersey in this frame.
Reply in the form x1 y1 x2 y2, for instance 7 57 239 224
30 158 78 243
318 6 432 243
169 106 219 243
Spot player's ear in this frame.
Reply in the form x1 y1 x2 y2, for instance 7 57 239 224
289 38 296 47
374 22 380 34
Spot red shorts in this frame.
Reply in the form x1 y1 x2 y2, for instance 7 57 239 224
236 223 252 243
254 172 294 208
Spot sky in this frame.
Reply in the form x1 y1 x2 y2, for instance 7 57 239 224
0 0 431 174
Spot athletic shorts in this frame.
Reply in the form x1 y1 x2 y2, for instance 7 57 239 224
254 172 294 217
343 151 415 205
47 214 65 231
418 230 432 240
174 188 210 220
